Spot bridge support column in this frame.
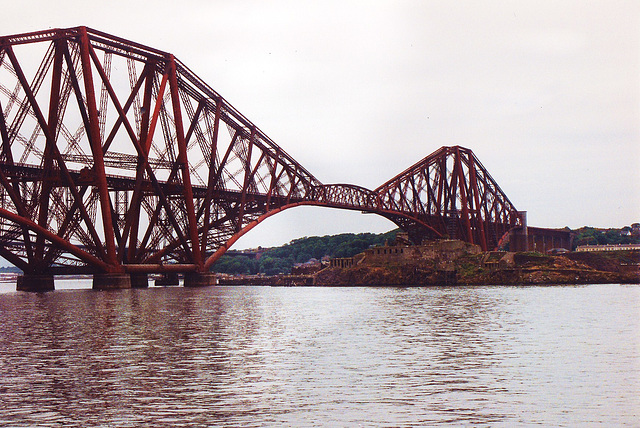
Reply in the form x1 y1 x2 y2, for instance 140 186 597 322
184 272 217 287
130 273 149 288
93 273 131 290
16 274 55 292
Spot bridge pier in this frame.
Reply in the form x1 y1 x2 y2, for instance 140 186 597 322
130 273 149 288
16 274 55 292
183 272 217 287
93 273 131 290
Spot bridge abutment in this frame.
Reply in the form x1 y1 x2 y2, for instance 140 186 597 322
130 273 149 288
93 273 131 290
16 274 55 292
184 272 217 287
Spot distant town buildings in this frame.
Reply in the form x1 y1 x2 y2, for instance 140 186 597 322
576 244 640 252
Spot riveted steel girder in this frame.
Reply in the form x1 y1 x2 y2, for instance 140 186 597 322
0 27 521 275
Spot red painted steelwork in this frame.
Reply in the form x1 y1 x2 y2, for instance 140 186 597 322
0 27 522 276
375 146 521 249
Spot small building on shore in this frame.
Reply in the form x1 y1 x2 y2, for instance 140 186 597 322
334 239 482 268
329 258 356 269
292 258 328 274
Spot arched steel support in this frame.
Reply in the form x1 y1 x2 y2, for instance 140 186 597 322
202 201 447 271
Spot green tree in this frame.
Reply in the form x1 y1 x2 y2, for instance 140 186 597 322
214 229 400 275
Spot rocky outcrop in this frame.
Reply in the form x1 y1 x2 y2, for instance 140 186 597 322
314 249 639 286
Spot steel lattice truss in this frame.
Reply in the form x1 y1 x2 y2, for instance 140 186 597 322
375 146 521 250
0 27 521 275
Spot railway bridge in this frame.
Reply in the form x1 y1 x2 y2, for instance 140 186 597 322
0 27 522 290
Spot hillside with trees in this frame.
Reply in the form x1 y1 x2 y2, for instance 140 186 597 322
212 230 398 275
572 225 639 249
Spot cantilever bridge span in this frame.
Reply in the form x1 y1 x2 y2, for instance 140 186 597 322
0 27 522 290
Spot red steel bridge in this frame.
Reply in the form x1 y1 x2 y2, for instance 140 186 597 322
0 27 522 290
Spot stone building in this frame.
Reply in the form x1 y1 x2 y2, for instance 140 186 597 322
362 239 481 265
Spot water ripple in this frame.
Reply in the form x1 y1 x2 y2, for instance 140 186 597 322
0 284 638 426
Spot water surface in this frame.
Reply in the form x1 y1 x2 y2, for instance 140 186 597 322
0 282 638 426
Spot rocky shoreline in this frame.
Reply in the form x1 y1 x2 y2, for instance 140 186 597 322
312 250 639 286
217 249 638 287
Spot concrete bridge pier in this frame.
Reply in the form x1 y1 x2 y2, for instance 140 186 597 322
130 273 149 288
93 273 131 290
184 272 217 287
16 274 55 292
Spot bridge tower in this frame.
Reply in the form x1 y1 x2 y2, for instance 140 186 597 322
375 146 521 250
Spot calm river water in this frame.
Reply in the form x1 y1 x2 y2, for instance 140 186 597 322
0 281 638 427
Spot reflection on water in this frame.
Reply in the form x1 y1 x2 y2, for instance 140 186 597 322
0 284 638 426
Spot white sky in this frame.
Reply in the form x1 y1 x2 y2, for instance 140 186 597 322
2 0 639 249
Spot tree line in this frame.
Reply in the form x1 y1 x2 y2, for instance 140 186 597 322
212 230 398 275
572 226 639 249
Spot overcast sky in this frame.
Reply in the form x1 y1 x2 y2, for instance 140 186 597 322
3 0 639 249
